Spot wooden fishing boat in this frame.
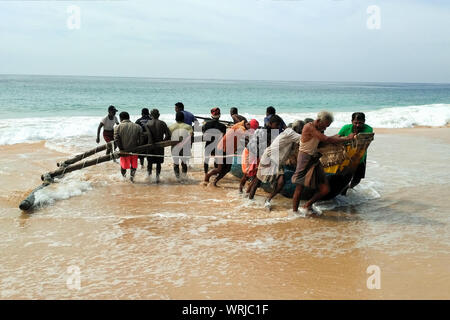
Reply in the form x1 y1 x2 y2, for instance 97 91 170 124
231 132 375 199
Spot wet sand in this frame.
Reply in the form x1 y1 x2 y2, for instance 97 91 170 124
0 128 449 299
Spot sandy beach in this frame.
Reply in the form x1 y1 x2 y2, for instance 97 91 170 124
0 127 449 299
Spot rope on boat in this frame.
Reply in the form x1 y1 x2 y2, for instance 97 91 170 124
118 152 241 159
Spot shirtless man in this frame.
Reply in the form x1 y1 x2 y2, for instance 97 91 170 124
291 111 355 215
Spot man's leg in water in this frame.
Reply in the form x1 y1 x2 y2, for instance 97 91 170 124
129 156 138 182
292 184 303 212
203 153 211 174
181 161 188 178
173 158 180 179
267 175 285 202
248 178 261 199
148 163 153 176
204 164 222 183
239 174 249 193
213 164 232 186
121 168 127 177
304 182 329 209
156 163 161 182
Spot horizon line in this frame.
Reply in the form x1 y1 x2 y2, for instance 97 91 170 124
1 73 449 86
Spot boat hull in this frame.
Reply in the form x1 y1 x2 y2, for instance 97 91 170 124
231 132 374 199
231 160 352 199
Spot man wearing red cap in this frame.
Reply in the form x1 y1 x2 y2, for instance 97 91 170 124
203 118 258 186
202 107 227 174
242 115 282 197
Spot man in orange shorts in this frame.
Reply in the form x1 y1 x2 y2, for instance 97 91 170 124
114 112 143 182
204 118 259 186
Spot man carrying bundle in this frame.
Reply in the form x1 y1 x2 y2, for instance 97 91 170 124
114 111 143 182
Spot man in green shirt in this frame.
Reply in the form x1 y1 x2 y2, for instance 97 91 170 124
338 112 373 191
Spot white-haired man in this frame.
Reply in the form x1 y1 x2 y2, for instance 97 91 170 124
291 111 355 215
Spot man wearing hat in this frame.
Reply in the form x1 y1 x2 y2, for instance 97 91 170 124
202 107 227 174
96 105 119 155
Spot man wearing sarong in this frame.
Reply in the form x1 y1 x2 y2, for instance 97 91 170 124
250 120 305 209
96 105 119 156
338 112 373 192
114 111 143 182
242 115 282 197
145 109 171 183
203 119 259 186
292 111 355 215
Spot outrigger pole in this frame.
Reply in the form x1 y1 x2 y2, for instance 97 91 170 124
195 116 234 126
57 141 114 167
43 140 178 181
19 140 179 212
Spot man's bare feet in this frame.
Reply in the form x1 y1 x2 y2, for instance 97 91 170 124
298 207 313 216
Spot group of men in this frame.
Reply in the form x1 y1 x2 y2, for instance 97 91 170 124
96 103 372 215
96 102 198 182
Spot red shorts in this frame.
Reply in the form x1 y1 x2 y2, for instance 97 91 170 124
120 155 138 170
103 130 114 143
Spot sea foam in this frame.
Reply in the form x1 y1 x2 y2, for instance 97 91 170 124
0 104 448 145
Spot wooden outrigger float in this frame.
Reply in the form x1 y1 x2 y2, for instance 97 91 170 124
19 140 178 212
231 132 375 199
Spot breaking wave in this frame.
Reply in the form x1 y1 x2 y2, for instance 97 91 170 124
0 104 448 145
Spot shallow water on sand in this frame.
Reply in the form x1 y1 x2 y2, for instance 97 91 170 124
0 131 449 299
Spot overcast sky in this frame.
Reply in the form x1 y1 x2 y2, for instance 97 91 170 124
0 0 449 82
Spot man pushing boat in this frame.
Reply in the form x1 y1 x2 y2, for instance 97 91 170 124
292 111 355 216
338 112 373 193
248 119 305 210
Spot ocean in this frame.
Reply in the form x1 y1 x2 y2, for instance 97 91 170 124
1 74 450 145
0 74 449 299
